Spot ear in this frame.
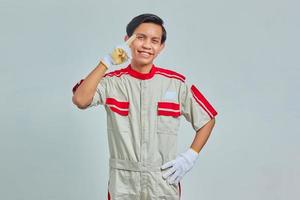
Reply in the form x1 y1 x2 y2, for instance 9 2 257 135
124 35 129 42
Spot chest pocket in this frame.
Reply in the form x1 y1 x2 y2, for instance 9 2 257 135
105 97 130 132
106 98 129 116
156 101 181 134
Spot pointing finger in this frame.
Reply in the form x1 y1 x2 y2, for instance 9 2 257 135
126 34 136 46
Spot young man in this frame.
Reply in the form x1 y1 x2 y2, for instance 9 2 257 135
72 13 218 200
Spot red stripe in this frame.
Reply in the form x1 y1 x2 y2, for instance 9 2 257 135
156 67 186 80
106 98 129 109
192 92 212 118
72 79 84 94
156 67 186 82
191 85 218 118
158 102 180 110
109 106 129 116
104 68 128 78
107 190 111 200
158 110 181 117
156 72 185 82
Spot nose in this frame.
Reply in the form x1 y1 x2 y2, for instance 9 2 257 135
142 39 151 49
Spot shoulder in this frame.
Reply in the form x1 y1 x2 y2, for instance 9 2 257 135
155 66 186 83
104 67 128 78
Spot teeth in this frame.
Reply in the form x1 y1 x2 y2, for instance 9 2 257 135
139 51 151 57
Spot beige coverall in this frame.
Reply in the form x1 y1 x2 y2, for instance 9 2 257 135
72 64 218 200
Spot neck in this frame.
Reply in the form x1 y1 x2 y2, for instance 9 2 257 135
130 62 153 74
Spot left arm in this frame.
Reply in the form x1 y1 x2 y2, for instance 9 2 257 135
161 83 218 185
190 118 216 153
161 118 216 185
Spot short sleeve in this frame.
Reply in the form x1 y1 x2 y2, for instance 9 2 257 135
72 77 109 108
180 83 218 132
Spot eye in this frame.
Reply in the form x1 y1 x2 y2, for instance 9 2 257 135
137 35 144 40
152 39 160 44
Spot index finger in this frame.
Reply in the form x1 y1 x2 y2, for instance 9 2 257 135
126 34 136 46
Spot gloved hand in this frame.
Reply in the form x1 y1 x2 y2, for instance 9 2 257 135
100 34 136 69
161 148 199 185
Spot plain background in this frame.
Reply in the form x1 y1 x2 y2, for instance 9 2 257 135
1 0 299 199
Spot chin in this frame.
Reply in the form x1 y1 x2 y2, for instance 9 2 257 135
133 58 153 67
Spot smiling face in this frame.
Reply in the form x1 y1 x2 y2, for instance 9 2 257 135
127 22 165 70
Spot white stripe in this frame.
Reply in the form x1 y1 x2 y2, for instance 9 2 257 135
156 72 185 82
191 90 213 118
107 71 128 77
158 108 180 112
156 71 184 81
116 72 128 77
106 104 129 111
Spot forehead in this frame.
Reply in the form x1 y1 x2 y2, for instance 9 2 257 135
133 23 163 38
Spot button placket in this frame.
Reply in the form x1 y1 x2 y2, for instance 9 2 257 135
140 80 147 192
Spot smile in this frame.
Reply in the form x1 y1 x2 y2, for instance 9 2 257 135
137 50 153 57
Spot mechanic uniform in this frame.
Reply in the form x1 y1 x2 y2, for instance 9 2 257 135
72 64 218 200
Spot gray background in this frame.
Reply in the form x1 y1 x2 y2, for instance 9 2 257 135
1 0 299 199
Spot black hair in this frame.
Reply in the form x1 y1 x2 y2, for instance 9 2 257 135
126 13 167 44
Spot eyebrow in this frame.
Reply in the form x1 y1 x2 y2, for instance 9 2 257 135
136 33 161 40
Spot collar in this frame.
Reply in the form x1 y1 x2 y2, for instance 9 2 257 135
126 64 157 80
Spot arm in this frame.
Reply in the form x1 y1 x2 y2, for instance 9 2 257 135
72 62 107 109
190 118 216 153
72 34 136 109
161 84 218 185
161 118 217 185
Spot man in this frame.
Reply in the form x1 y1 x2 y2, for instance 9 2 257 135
72 13 217 200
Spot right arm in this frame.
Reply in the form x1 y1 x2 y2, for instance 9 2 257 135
72 34 136 109
72 62 107 109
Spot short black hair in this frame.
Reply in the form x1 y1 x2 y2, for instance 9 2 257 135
126 13 167 44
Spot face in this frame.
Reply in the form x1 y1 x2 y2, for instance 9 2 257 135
126 23 165 68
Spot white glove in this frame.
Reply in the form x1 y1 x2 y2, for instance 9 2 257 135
161 148 199 185
100 34 136 69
